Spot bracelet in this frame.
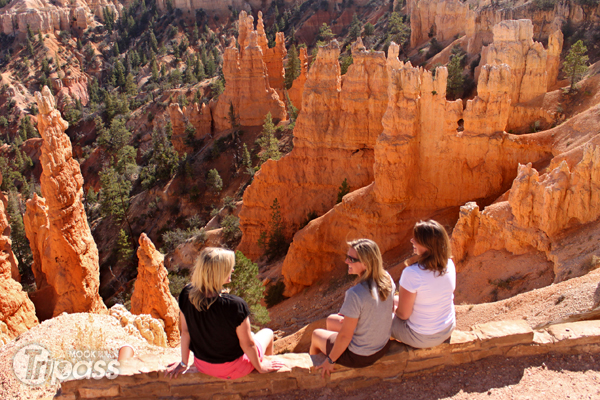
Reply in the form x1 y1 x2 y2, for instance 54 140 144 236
179 361 187 368
326 355 336 364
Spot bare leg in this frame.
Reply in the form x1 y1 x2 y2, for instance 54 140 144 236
309 329 338 355
253 328 274 355
326 314 344 332
393 295 399 313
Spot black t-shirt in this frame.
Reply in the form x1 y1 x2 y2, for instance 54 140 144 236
179 285 251 363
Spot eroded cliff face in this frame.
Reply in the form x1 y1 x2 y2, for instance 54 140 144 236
238 39 388 259
52 70 89 111
130 233 180 347
23 86 105 320
0 0 118 36
0 178 38 344
167 102 212 155
211 13 286 132
274 42 553 295
409 0 471 48
288 46 308 112
452 143 600 285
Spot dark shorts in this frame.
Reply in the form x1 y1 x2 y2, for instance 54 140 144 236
326 337 391 368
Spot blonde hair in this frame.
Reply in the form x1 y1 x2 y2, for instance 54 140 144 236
347 239 392 301
188 247 235 310
413 220 451 276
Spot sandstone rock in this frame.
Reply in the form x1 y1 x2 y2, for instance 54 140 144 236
238 40 387 259
275 43 552 295
130 233 180 347
546 29 564 88
0 178 39 341
409 0 470 48
23 86 105 319
0 174 20 282
480 20 548 104
451 143 600 281
288 46 308 112
109 304 168 347
52 70 89 111
212 27 286 132
167 102 212 154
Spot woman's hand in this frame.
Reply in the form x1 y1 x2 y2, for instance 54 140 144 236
164 362 187 380
315 358 335 378
257 359 285 373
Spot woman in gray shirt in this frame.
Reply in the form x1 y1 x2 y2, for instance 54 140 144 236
310 239 395 377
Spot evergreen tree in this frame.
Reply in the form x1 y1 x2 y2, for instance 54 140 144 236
38 30 44 44
124 73 137 96
99 166 132 221
7 192 33 278
349 13 362 40
258 198 288 260
337 178 350 203
563 40 589 91
206 168 223 193
226 251 270 326
318 23 334 42
116 229 133 261
26 24 34 41
242 143 252 168
149 29 158 53
446 50 465 100
256 113 281 163
284 45 300 90
26 37 34 58
192 23 199 43
195 54 205 81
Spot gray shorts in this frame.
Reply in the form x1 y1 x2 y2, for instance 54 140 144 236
392 317 455 348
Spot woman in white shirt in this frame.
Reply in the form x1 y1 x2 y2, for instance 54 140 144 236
392 220 456 348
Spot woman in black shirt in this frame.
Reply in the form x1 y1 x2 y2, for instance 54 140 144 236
165 247 283 380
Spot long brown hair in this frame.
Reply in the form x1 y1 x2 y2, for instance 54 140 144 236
412 220 451 276
188 247 235 310
347 239 392 301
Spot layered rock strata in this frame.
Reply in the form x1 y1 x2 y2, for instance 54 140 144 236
0 180 38 342
0 174 20 282
130 233 180 347
409 0 471 48
110 304 168 347
238 39 388 259
451 143 600 282
52 71 89 111
211 28 286 131
24 86 105 319
270 42 552 295
288 46 308 112
167 102 212 154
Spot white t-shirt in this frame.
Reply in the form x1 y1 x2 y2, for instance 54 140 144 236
399 259 456 335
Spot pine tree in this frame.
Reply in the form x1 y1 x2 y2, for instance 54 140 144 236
99 166 132 221
207 169 223 193
7 192 33 278
242 143 252 168
226 251 270 326
117 229 133 261
337 178 350 203
125 73 137 96
256 113 281 163
149 29 158 53
349 13 362 40
563 40 589 91
446 50 465 100
284 45 300 90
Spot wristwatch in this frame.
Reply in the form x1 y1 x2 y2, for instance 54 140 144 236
179 361 187 368
326 355 336 364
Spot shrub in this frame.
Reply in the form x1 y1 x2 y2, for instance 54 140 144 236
258 198 289 260
227 251 270 327
265 280 287 308
221 214 242 246
161 227 206 253
337 178 350 203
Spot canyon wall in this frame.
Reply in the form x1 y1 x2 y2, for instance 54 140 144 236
130 233 180 347
0 175 38 344
409 0 471 48
271 41 553 295
0 0 119 36
211 12 286 132
23 86 105 320
288 46 308 112
452 143 600 283
238 39 388 259
167 102 212 155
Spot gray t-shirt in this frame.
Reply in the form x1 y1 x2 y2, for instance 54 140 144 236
338 274 395 356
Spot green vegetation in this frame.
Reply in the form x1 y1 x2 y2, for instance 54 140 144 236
221 214 242 246
284 45 301 90
227 251 270 327
258 198 289 260
256 113 281 163
207 168 223 193
337 178 350 203
7 192 33 279
563 40 589 91
446 45 466 100
265 280 287 308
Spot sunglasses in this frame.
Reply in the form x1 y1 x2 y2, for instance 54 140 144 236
345 254 360 263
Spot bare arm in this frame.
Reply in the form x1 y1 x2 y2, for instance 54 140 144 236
316 316 358 377
395 286 417 320
236 317 282 373
165 312 190 379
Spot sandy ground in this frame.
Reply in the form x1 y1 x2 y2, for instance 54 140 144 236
248 353 600 400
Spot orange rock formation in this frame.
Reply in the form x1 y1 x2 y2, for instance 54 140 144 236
238 39 388 259
130 233 180 347
409 0 470 48
0 175 39 343
23 86 105 319
452 143 600 283
110 304 168 347
211 12 286 131
0 174 20 282
288 46 308 112
52 70 89 111
238 39 555 295
167 102 212 154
